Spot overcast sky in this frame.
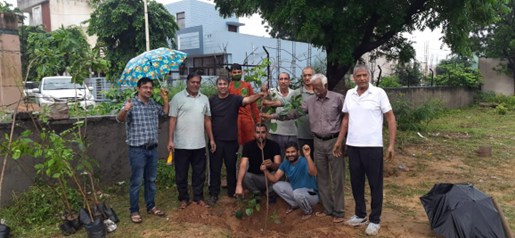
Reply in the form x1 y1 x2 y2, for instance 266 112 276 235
6 0 451 63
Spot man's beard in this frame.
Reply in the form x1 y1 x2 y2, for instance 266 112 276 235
287 156 298 163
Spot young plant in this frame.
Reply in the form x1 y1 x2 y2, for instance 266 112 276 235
235 191 262 219
268 210 281 224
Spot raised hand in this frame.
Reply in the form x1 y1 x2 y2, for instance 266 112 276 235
161 89 169 102
260 113 273 121
124 98 133 112
303 144 311 157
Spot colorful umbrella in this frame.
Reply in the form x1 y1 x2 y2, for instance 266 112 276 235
118 47 188 86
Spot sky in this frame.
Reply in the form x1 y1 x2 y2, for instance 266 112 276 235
6 0 451 63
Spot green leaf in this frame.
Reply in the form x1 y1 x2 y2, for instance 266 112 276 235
245 208 253 216
270 123 278 132
52 173 61 178
235 210 243 219
233 80 242 89
74 121 85 127
12 150 21 160
21 130 31 137
34 164 44 170
275 219 281 224
241 88 248 97
4 133 8 140
255 204 260 212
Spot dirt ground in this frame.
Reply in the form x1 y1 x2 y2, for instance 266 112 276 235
150 144 448 238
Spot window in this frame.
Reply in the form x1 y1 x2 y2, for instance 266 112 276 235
192 55 225 76
177 12 185 29
228 25 237 32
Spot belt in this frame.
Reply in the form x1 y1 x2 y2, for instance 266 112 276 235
130 144 158 150
314 133 339 141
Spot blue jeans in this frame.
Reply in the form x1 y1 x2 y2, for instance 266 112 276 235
129 147 158 213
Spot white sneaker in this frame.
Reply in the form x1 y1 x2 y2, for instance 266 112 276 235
365 222 380 236
344 215 369 226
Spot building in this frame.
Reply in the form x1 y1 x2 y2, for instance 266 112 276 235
17 0 96 46
479 58 514 95
0 12 23 109
164 0 325 82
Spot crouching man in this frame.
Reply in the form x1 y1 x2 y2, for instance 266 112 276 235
261 142 319 220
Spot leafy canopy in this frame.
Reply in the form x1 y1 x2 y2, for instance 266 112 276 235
23 25 95 82
471 0 514 79
214 0 508 89
86 0 180 80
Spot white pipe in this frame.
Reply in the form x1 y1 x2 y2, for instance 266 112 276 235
144 0 150 52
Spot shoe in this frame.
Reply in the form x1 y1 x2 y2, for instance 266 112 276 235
345 215 369 226
207 196 218 206
268 195 277 205
365 223 380 236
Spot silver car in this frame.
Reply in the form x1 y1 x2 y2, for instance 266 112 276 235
33 76 96 109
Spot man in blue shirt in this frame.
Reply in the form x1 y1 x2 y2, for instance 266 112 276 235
261 142 319 220
117 77 169 223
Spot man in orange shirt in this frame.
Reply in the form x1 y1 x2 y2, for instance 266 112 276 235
229 63 261 145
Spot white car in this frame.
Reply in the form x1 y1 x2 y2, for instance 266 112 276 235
33 76 96 109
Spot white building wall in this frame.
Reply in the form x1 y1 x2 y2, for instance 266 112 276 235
164 0 190 28
165 0 239 31
479 58 514 95
48 0 96 46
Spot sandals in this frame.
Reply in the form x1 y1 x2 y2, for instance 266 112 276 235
130 212 142 223
285 206 299 215
195 200 210 208
302 212 313 221
315 210 331 217
178 201 188 209
333 214 345 223
147 207 166 216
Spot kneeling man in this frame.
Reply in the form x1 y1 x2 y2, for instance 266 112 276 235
262 142 318 220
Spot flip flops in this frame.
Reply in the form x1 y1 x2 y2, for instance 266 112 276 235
147 207 165 216
286 206 299 215
130 212 142 223
178 201 188 210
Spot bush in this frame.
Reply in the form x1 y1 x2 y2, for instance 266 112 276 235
474 91 515 109
392 98 445 131
155 160 175 187
496 104 508 115
378 75 402 88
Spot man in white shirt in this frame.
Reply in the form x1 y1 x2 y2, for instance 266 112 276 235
268 72 297 160
333 64 397 236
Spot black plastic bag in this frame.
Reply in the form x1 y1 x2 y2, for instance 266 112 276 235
67 212 82 231
59 221 76 236
84 219 107 238
79 208 92 225
0 225 11 238
100 203 119 223
91 205 103 221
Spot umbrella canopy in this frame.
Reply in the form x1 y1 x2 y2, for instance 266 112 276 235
118 47 188 86
420 183 505 238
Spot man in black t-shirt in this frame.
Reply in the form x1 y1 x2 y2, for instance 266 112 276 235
207 77 266 206
235 123 282 205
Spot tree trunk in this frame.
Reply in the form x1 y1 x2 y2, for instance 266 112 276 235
326 62 352 90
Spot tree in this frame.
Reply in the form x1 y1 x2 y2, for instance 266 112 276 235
394 61 424 86
25 26 92 81
214 0 507 90
19 25 49 81
434 59 482 88
86 0 179 80
471 0 514 90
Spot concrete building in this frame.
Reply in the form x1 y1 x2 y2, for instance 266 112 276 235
479 57 514 95
164 0 325 82
0 12 23 109
17 0 96 46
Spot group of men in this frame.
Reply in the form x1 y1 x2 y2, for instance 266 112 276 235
117 63 397 236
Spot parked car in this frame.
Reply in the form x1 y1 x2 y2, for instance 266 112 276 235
33 76 96 109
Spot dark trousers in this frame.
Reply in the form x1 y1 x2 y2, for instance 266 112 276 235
209 140 239 197
347 146 384 224
298 138 314 159
175 148 207 202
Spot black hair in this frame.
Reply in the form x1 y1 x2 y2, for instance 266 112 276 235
187 73 202 81
284 142 299 151
230 63 242 71
137 77 153 87
255 123 268 132
216 77 229 84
